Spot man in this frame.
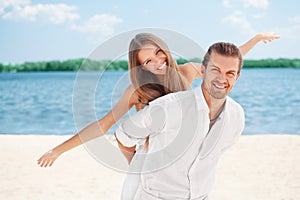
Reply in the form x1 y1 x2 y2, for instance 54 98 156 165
116 42 245 199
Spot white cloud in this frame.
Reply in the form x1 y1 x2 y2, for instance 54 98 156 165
223 11 256 35
0 1 79 24
0 1 123 40
223 0 232 8
71 14 123 36
0 0 30 8
0 0 29 14
243 0 269 9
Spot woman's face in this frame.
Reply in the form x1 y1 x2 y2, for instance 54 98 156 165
137 43 168 75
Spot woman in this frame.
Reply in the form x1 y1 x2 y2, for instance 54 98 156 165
37 32 279 167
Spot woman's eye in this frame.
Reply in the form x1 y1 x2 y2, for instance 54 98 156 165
156 49 162 55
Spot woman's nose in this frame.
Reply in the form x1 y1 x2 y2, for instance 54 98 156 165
152 56 163 65
151 56 159 63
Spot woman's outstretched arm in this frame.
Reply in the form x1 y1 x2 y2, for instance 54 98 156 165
181 32 280 83
239 32 280 56
37 85 136 167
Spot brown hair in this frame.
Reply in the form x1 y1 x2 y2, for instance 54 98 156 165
128 33 189 104
202 42 243 73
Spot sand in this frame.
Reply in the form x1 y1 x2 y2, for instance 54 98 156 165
0 134 299 200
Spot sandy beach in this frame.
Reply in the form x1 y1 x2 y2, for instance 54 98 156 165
0 134 299 200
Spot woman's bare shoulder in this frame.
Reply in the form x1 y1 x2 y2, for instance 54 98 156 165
178 62 202 84
178 62 201 73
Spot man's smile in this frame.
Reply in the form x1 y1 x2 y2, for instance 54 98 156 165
212 82 227 90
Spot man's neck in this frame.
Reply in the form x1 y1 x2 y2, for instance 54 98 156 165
201 85 226 120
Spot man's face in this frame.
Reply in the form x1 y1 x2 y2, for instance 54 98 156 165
201 51 240 100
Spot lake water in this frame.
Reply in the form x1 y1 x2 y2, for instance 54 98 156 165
0 69 299 135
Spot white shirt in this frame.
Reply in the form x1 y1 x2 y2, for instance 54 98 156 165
116 86 245 200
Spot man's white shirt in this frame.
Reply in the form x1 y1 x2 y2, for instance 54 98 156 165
116 86 245 199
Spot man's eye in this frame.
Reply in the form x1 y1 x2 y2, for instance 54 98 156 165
145 60 150 65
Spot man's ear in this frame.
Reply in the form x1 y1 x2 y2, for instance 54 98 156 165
201 64 205 75
236 72 241 80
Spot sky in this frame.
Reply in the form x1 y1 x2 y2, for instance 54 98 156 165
1 0 300 64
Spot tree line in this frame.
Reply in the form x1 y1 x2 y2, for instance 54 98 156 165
1 58 300 72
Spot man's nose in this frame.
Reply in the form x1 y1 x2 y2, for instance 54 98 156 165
217 72 226 82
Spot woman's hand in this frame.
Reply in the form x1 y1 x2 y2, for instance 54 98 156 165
255 32 280 44
37 149 61 167
239 32 280 56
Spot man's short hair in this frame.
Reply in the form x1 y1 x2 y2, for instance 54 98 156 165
202 42 243 73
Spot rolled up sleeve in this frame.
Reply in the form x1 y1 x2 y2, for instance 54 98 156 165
115 103 167 147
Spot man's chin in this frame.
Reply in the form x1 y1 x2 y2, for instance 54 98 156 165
211 92 227 100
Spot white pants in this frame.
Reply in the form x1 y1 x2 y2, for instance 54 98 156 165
121 172 141 200
121 145 146 200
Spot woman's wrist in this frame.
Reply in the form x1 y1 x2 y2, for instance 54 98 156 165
52 146 64 156
253 33 263 43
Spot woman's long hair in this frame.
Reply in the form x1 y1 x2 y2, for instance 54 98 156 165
128 33 189 104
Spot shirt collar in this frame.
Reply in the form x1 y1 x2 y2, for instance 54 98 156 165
193 86 229 114
193 86 209 112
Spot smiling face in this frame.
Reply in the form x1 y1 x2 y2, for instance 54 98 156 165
201 51 240 100
137 43 168 75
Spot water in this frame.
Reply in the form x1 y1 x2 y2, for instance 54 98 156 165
0 69 299 135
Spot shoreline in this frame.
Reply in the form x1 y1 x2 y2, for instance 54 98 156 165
0 134 299 199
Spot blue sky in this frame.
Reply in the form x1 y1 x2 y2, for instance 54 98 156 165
1 0 300 64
